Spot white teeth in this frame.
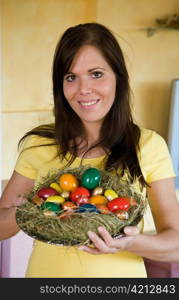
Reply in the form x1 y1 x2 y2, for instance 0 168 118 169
80 100 98 106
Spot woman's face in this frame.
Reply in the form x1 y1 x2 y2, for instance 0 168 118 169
63 45 116 128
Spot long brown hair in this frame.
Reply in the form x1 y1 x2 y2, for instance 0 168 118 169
19 23 147 187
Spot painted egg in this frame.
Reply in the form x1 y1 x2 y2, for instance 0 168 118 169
107 197 131 212
89 195 107 205
58 210 74 220
71 187 90 202
92 186 103 196
76 196 89 206
95 204 110 214
43 210 57 217
81 168 101 189
59 173 78 192
37 187 59 199
104 189 118 201
130 198 137 206
60 191 70 199
62 201 77 210
41 201 61 212
31 195 44 206
116 210 129 220
76 203 99 213
46 195 65 204
50 182 62 193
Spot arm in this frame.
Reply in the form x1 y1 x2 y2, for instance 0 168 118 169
125 177 179 261
0 171 35 240
78 177 179 262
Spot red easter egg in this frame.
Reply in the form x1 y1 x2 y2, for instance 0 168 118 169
76 196 89 206
37 187 58 200
107 197 131 212
70 187 90 202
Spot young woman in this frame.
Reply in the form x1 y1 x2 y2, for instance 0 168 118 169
0 23 179 278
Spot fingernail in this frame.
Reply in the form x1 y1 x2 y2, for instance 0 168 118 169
78 246 84 251
98 226 104 232
124 227 132 234
87 231 94 238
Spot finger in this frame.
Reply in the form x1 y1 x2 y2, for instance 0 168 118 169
98 226 136 251
77 245 101 255
124 226 139 236
87 230 117 253
97 226 118 248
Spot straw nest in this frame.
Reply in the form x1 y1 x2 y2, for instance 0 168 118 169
16 166 148 246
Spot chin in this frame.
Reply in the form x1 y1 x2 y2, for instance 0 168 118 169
82 117 104 124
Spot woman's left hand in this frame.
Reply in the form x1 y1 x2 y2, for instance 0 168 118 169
78 226 139 254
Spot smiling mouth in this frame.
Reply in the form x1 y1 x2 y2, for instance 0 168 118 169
78 99 100 108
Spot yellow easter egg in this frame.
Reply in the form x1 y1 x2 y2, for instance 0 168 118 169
46 195 65 204
50 182 63 193
104 189 118 201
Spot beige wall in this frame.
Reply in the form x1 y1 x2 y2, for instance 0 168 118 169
2 0 179 179
97 0 179 137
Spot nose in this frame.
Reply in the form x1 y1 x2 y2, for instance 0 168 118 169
79 78 92 95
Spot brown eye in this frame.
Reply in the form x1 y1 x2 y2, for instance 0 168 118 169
92 71 103 78
65 74 76 82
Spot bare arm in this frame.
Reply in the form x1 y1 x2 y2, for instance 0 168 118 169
0 171 34 240
124 178 179 261
78 178 179 262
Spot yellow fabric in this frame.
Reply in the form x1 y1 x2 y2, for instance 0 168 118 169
26 241 145 278
14 127 175 278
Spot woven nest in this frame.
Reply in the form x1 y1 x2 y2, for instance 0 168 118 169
16 166 147 246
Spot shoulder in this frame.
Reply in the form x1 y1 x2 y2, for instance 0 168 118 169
18 134 58 163
138 127 175 183
15 135 58 180
139 126 166 150
19 134 55 149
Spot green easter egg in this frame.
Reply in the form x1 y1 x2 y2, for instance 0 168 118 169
41 202 61 212
81 168 101 189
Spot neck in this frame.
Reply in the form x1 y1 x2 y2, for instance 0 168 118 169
83 121 102 146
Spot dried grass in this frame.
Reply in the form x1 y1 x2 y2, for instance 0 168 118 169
16 166 147 246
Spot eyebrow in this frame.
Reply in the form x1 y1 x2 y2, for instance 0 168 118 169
65 67 106 75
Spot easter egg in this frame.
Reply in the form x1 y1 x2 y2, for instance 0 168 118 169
116 210 129 220
81 168 101 189
58 210 74 220
37 187 59 199
104 189 118 201
76 196 89 206
76 203 99 213
92 186 103 196
71 187 90 202
50 182 62 193
95 204 110 214
43 211 57 217
62 201 77 210
31 195 44 206
107 197 131 212
46 195 65 204
41 202 61 212
130 198 137 206
89 195 107 205
60 191 70 199
59 173 78 192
